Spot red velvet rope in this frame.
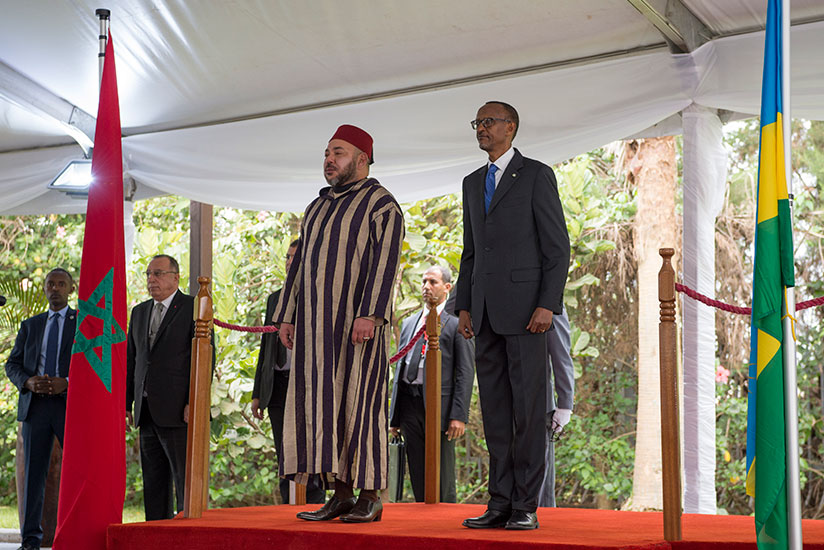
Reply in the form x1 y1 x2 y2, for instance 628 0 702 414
212 319 426 364
214 318 277 333
674 283 824 315
389 326 426 364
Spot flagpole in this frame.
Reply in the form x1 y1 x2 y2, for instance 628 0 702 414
96 9 110 87
781 0 803 548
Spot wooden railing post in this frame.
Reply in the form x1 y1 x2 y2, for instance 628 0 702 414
183 277 213 518
424 307 442 503
659 248 682 541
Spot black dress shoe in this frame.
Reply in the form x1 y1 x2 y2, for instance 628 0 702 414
462 509 510 529
296 495 357 521
505 510 539 530
339 497 382 523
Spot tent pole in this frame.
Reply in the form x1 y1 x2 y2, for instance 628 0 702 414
189 201 213 295
781 0 802 548
95 10 109 87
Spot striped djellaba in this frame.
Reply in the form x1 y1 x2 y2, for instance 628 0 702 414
274 177 405 490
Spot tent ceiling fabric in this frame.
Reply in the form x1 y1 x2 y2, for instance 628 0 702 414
1 0 823 215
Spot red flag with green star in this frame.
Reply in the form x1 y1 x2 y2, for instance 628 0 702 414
54 32 127 550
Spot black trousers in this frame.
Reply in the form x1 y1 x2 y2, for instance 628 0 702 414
537 413 556 507
21 395 66 547
475 309 547 513
395 383 457 503
138 401 188 520
267 370 325 504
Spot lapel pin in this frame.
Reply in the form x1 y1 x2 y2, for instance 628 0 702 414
512 173 516 177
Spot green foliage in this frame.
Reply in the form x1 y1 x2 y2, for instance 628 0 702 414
2 122 822 515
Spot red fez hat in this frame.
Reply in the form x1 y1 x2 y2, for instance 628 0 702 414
330 124 374 164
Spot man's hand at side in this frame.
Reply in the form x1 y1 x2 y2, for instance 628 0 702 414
526 307 553 333
279 323 295 350
457 311 474 339
446 420 466 441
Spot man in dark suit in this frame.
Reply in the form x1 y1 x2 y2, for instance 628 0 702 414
456 101 570 530
5 268 76 550
252 239 324 504
389 266 474 503
126 254 194 520
538 307 574 507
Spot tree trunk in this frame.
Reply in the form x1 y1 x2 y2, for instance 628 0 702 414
627 137 678 510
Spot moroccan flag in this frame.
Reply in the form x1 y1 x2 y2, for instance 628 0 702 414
54 32 127 550
745 0 795 548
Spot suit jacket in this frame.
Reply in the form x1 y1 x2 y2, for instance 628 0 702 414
546 308 574 414
252 289 288 408
126 290 194 428
389 309 474 431
455 148 570 334
5 308 77 421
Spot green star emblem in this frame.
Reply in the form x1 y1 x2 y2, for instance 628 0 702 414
72 268 126 392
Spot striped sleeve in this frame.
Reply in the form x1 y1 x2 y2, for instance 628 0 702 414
273 217 307 324
356 199 404 322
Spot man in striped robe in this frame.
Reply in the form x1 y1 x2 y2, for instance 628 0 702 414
275 124 405 523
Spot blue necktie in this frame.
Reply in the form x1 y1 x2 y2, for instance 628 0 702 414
45 313 60 377
484 164 498 213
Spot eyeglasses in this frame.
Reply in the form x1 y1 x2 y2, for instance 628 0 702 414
144 270 178 278
470 117 511 130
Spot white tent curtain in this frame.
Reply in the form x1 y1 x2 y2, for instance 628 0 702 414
2 20 823 216
681 105 728 514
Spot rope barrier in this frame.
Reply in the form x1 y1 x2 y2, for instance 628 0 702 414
213 318 427 364
675 283 824 315
213 319 277 333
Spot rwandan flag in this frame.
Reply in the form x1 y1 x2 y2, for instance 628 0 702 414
745 0 795 548
54 33 127 550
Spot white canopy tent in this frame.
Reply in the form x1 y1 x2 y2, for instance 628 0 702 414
2 0 823 514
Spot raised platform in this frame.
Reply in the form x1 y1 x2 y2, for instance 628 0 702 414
106 503 824 550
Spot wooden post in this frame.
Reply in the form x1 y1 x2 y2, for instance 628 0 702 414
183 277 213 518
291 482 307 506
189 201 213 295
424 307 442 503
658 248 682 541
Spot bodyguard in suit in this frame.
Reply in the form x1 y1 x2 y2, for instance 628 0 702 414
251 240 324 504
5 268 76 550
126 254 193 520
456 101 570 530
389 266 474 503
537 307 575 507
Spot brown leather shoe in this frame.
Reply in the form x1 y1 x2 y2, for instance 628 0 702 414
339 497 383 523
296 495 357 521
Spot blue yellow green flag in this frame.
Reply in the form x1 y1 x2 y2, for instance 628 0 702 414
745 0 795 547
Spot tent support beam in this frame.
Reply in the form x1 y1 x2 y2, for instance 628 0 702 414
625 0 713 52
0 60 96 154
189 201 213 295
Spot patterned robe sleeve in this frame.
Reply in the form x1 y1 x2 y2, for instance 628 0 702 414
274 219 306 324
356 200 405 323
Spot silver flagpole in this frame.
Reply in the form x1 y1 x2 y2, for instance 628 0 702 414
781 0 803 548
96 9 110 86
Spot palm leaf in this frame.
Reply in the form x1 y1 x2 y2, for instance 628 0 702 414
0 275 47 333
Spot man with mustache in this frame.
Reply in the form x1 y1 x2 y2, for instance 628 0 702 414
5 268 76 550
275 125 405 523
389 265 474 503
456 101 570 530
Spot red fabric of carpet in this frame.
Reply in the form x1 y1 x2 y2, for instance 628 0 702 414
106 503 824 550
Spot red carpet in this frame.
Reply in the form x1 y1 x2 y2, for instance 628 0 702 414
106 503 824 549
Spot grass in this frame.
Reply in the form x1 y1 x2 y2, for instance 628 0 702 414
0 504 145 529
